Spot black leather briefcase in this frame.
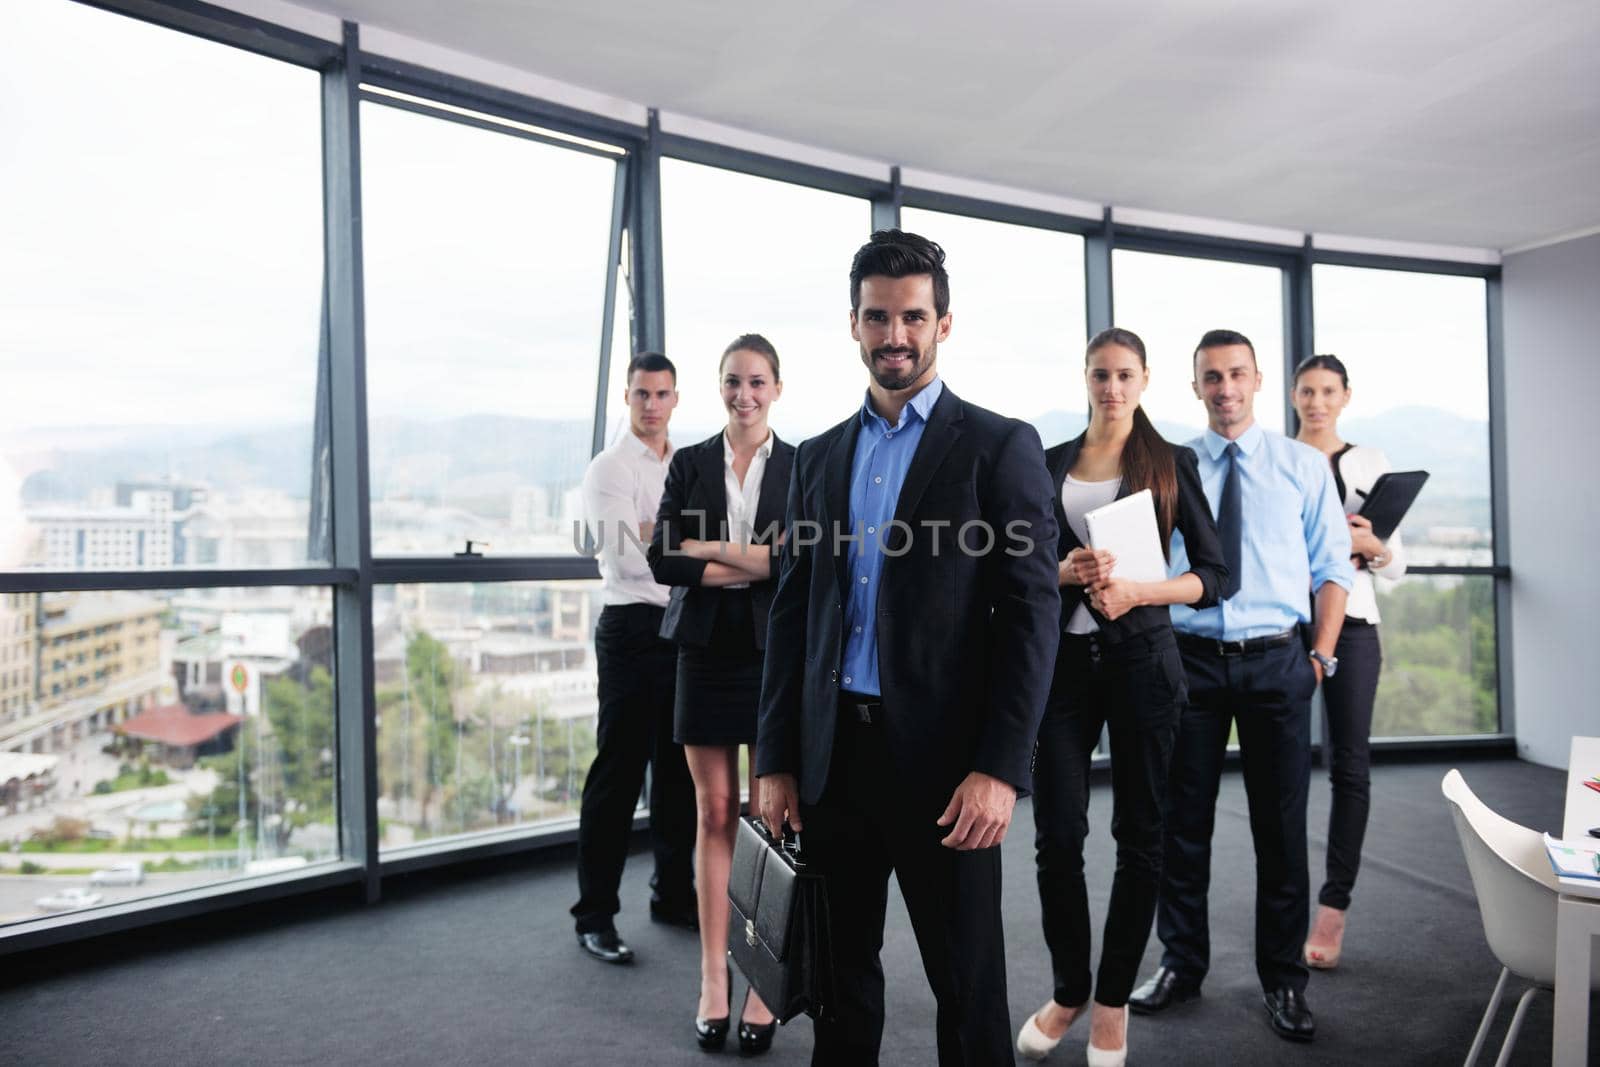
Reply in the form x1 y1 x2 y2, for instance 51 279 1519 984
727 815 834 1024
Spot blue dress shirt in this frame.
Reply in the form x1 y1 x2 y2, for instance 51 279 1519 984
1169 422 1354 641
839 376 945 696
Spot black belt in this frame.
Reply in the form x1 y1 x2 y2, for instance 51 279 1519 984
1177 629 1297 657
838 692 882 725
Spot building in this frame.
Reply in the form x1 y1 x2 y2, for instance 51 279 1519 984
0 593 38 728
27 505 176 570
113 703 242 768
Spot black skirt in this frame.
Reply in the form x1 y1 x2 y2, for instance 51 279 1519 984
674 588 763 746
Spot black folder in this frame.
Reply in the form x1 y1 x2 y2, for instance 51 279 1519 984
1356 470 1429 541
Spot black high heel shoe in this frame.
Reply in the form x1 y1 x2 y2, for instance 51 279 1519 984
695 964 732 1051
737 988 777 1057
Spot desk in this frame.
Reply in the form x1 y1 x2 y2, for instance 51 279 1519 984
1554 735 1600 1066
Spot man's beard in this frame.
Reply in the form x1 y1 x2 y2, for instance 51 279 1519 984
863 343 933 392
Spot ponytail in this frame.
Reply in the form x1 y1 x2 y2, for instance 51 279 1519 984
1122 406 1179 559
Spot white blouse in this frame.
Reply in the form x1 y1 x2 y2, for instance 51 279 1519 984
721 431 773 590
1061 473 1122 634
1333 444 1408 624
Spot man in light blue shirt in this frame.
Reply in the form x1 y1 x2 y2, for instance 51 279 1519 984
1129 330 1353 1045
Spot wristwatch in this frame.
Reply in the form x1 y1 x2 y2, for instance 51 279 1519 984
1309 649 1339 678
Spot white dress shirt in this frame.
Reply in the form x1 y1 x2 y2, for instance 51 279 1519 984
722 431 773 591
1335 444 1407 623
582 431 674 607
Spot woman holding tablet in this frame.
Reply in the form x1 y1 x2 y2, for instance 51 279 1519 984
1291 353 1406 970
648 334 794 1056
1017 328 1228 1066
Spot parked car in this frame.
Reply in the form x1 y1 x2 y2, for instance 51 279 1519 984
89 862 144 886
35 887 104 912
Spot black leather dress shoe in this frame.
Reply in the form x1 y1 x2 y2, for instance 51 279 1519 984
576 929 634 964
1127 967 1202 1015
1263 987 1316 1042
650 901 700 931
737 1018 776 1056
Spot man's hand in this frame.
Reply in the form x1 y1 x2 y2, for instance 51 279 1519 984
757 773 802 838
1063 547 1115 587
935 771 1016 850
1088 577 1144 620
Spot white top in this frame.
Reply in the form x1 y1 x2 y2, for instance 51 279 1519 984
721 430 774 590
1061 473 1122 634
1334 445 1408 623
581 431 674 607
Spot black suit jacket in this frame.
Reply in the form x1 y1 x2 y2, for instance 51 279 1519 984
755 386 1061 807
1043 433 1228 642
647 431 796 650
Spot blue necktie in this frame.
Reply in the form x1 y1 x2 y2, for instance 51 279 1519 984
1218 442 1242 600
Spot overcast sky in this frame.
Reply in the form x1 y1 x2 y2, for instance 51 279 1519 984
3 0 1489 456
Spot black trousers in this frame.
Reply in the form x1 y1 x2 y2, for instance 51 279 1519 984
1156 637 1318 994
802 702 1014 1066
1033 628 1183 1009
571 603 697 934
1318 620 1382 911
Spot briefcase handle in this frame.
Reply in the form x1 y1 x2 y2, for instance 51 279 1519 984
750 814 808 869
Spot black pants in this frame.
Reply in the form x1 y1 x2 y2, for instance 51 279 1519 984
802 701 1014 1066
1156 637 1317 994
571 603 697 934
1033 628 1183 1009
1318 620 1382 911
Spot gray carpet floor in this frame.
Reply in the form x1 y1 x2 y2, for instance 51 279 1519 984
3 756 1593 1066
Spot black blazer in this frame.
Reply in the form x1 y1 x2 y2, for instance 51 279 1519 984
755 386 1061 807
1043 433 1228 642
647 431 796 650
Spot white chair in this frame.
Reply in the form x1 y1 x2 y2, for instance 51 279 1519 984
1442 767 1600 1066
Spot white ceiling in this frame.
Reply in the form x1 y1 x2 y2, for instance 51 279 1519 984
297 0 1600 251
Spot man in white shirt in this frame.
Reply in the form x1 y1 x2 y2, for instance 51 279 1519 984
571 352 697 964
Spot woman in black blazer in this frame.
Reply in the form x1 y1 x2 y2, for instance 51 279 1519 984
1017 328 1228 1066
647 333 795 1056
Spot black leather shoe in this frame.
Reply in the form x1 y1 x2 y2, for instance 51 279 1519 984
1127 967 1202 1015
737 1019 776 1056
650 901 700 931
576 929 634 964
1263 987 1316 1042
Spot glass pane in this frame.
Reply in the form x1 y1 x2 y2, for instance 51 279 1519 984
1370 574 1497 737
661 160 871 445
362 102 622 557
0 587 337 927
1110 250 1286 441
1312 265 1491 565
373 580 605 853
0 1 325 571
900 207 1087 442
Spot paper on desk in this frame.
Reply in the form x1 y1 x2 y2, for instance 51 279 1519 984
1084 488 1167 584
1545 832 1600 880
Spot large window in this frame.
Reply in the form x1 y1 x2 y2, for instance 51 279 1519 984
0 1 326 572
900 207 1088 443
0 586 338 927
1111 250 1287 441
1314 263 1496 736
372 581 604 854
361 101 625 558
659 160 872 446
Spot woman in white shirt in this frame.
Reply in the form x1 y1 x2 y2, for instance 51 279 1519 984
648 334 795 1056
1291 354 1406 970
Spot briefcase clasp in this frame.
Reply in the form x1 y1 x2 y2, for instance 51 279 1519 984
745 918 758 947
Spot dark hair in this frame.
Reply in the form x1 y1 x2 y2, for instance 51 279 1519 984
720 333 780 381
626 350 676 385
1085 328 1179 556
849 229 950 318
1293 353 1350 389
1193 328 1256 368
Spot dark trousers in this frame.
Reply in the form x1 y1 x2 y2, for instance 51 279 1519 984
571 603 696 934
1033 628 1183 1009
1156 637 1318 994
1318 620 1382 911
802 702 1014 1066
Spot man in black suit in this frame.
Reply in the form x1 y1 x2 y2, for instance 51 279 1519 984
756 230 1061 1065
